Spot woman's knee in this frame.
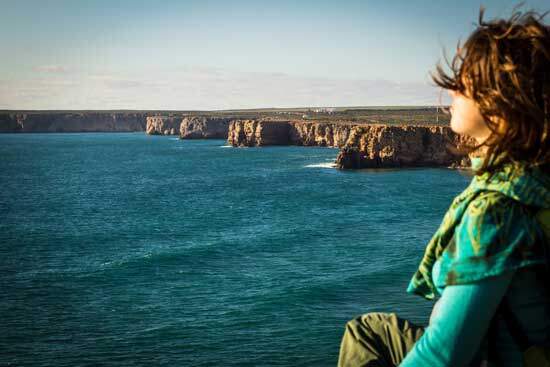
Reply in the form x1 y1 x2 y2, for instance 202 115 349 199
343 312 396 342
339 313 399 367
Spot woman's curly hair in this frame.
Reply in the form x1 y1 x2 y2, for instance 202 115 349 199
433 7 550 175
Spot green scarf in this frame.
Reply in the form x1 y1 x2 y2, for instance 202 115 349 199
407 156 550 300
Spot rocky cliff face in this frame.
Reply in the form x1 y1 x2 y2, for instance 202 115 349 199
146 116 182 135
334 124 474 168
1 110 474 169
0 114 22 133
227 119 292 146
180 116 233 139
228 119 362 148
0 112 148 132
288 121 353 147
228 119 474 168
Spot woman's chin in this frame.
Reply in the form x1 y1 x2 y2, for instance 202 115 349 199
449 121 466 136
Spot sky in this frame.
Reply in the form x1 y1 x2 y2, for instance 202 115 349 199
0 0 548 110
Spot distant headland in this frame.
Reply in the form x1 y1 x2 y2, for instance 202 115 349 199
0 107 474 169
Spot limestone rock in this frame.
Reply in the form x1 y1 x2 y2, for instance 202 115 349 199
180 116 232 139
0 112 148 132
227 119 291 146
227 118 474 168
146 116 183 135
334 124 475 169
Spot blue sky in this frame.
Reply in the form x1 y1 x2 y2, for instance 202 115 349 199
0 0 548 110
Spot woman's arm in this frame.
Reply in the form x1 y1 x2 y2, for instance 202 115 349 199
400 270 515 367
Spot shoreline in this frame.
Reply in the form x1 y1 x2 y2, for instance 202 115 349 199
0 109 473 170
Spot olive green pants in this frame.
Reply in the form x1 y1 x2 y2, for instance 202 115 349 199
338 312 425 367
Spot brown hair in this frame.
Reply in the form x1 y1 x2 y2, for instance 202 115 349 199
433 7 550 176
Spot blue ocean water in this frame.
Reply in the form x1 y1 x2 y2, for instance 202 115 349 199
0 133 472 366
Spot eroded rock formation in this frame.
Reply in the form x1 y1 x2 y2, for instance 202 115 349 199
334 125 475 168
227 119 292 146
228 119 474 168
334 124 468 168
0 112 148 132
146 116 182 135
0 110 475 169
288 121 354 147
180 116 233 139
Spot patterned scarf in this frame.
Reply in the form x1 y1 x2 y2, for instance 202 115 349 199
407 155 550 300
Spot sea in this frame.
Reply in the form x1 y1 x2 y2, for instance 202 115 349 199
0 132 472 366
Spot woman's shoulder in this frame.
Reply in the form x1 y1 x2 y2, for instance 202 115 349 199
458 190 539 244
435 190 546 287
466 190 525 215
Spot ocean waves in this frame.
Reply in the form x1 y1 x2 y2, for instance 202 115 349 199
0 134 469 366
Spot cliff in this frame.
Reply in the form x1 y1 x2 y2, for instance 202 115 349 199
334 125 474 168
228 119 363 148
227 119 292 146
227 119 474 168
180 116 233 139
145 115 233 138
288 121 353 147
0 112 148 132
0 114 22 133
0 110 473 169
146 116 182 135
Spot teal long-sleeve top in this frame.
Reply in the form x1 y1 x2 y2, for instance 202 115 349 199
399 157 550 366
399 268 516 367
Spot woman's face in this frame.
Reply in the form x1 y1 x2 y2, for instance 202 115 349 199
448 89 492 143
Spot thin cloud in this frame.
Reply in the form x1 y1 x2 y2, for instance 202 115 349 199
2 66 449 110
32 65 70 74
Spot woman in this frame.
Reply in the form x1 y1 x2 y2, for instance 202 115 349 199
338 8 550 367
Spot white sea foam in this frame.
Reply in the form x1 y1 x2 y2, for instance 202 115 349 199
304 162 337 168
219 145 232 148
